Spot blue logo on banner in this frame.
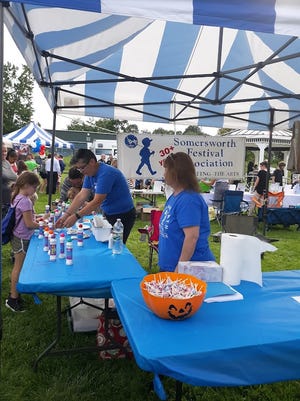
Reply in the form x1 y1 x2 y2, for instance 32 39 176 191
124 134 138 148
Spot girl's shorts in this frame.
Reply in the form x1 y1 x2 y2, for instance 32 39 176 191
11 235 30 254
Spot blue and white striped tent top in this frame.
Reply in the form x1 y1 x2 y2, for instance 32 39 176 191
3 1 300 130
3 0 300 36
4 122 74 149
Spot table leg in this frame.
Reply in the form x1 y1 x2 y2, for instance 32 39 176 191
175 381 183 401
32 296 130 370
33 296 62 371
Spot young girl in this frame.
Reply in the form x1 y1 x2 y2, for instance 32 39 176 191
5 171 41 312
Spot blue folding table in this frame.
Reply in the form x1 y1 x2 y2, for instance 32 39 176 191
112 270 300 400
17 233 146 369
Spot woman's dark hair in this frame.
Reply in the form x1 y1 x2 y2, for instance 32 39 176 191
7 149 18 160
11 171 40 202
71 148 97 165
164 152 199 192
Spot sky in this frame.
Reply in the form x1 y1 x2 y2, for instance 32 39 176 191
3 26 218 135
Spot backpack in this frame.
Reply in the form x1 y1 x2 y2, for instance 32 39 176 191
2 200 21 245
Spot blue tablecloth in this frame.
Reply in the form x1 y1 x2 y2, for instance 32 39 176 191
112 270 300 388
267 207 300 227
17 233 146 298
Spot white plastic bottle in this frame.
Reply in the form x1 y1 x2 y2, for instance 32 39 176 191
43 228 49 252
77 224 83 247
54 209 61 224
66 239 73 265
45 204 50 214
38 220 44 239
49 236 57 261
59 233 66 259
112 218 124 255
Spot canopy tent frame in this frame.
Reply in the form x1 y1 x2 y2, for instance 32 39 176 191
33 38 300 129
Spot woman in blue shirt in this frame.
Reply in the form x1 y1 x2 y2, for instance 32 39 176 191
159 152 215 272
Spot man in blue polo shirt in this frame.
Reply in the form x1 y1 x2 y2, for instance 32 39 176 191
56 149 136 243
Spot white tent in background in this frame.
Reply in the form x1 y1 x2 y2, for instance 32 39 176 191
4 122 74 149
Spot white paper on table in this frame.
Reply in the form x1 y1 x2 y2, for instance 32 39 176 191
220 233 277 287
292 296 300 303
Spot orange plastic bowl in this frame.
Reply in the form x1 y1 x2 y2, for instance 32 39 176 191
140 272 207 320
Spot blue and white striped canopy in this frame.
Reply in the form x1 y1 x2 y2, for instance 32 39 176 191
3 0 300 130
4 0 300 36
4 122 74 149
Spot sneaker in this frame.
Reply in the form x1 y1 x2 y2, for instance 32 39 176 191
5 296 26 312
17 295 25 306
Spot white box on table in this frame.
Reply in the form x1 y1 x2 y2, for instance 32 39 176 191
91 224 112 242
178 260 223 282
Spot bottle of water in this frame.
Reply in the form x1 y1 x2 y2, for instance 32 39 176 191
112 218 124 254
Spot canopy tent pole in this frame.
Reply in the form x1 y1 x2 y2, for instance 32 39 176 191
0 0 7 343
262 108 275 236
47 88 58 209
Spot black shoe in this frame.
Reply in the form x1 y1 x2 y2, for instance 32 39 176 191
5 296 26 312
18 295 25 306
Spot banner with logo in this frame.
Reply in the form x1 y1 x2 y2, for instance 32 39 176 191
117 134 245 180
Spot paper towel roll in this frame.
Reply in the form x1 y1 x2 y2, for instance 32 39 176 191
220 233 277 286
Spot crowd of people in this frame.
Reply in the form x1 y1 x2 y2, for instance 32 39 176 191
2 142 67 211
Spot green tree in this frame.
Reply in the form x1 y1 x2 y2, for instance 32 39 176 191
218 127 232 135
183 125 205 135
152 127 175 135
67 117 139 133
3 62 34 134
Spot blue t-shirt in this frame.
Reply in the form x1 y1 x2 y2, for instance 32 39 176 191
82 163 134 215
158 191 215 272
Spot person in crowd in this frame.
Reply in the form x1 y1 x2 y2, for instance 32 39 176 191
56 149 136 243
246 160 255 186
38 154 47 193
272 161 286 186
248 160 269 215
2 143 18 217
5 171 41 312
6 149 18 174
99 154 106 163
111 158 118 168
56 154 66 192
46 153 61 194
106 155 113 165
144 178 153 189
67 187 81 203
57 154 66 173
158 152 215 272
24 153 39 173
59 167 84 202
17 160 28 175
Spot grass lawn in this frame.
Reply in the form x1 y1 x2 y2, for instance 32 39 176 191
1 191 300 401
